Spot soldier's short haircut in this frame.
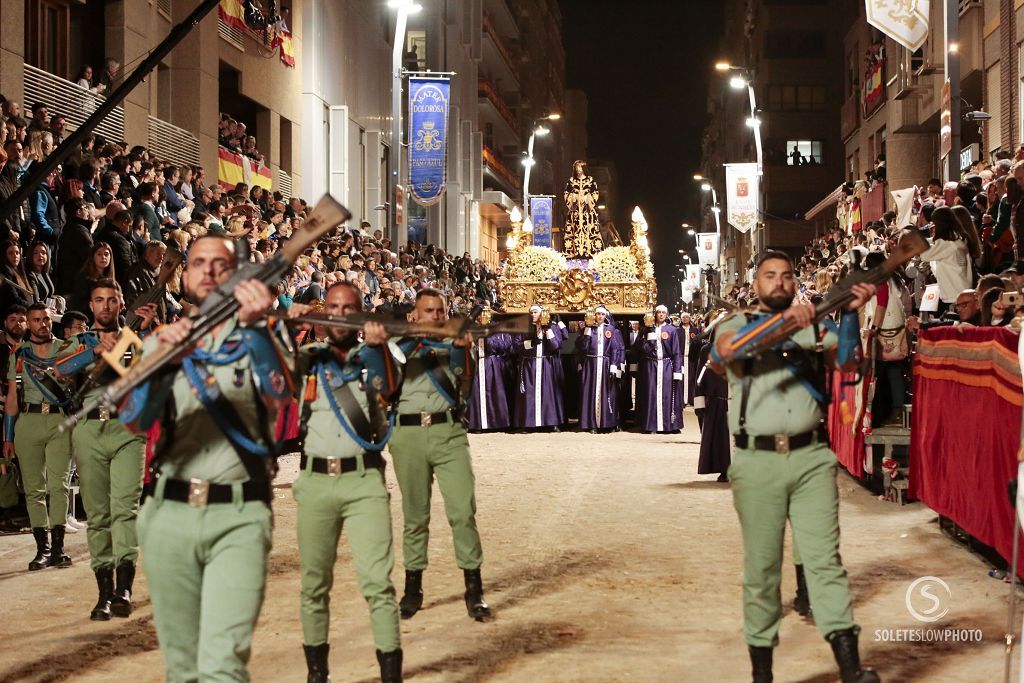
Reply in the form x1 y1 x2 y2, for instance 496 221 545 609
90 278 122 295
416 287 445 302
326 280 361 300
756 249 793 271
27 302 49 315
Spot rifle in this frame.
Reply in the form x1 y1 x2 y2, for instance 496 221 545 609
59 194 351 431
727 230 928 360
279 310 534 340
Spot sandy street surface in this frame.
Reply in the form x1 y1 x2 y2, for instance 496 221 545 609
0 409 1013 683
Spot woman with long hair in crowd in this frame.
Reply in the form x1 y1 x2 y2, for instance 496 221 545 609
0 240 33 312
921 206 974 314
980 287 1011 326
26 241 56 304
67 242 115 316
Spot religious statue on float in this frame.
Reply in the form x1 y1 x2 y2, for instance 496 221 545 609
563 160 603 258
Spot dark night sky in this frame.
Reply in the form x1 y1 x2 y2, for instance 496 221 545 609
559 0 725 301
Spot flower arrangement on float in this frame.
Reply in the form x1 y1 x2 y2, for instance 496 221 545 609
508 245 566 281
591 246 652 281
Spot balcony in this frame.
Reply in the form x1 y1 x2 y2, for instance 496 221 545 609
23 64 125 142
478 79 520 144
482 13 520 85
841 93 859 140
148 116 200 168
482 145 521 194
483 0 519 39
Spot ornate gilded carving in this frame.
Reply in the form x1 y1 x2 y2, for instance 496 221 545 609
558 268 594 309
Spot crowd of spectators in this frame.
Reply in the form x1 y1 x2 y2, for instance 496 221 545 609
0 92 503 339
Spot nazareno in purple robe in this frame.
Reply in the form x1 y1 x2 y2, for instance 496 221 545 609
466 332 513 431
512 325 564 428
695 339 731 475
577 322 625 429
635 322 683 433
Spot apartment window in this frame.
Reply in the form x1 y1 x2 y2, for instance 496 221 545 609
786 140 824 165
766 85 826 112
764 31 826 59
26 0 70 78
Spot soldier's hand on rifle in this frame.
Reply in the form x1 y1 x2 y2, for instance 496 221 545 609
235 280 274 326
134 303 159 330
844 283 876 311
453 331 474 348
782 302 816 329
97 331 119 354
157 317 194 348
363 321 388 346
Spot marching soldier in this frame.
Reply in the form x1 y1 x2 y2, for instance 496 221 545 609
54 279 156 620
0 305 27 532
711 250 880 683
118 235 291 681
390 288 491 622
4 302 74 570
289 281 403 683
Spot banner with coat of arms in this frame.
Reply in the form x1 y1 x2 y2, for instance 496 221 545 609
529 196 554 248
408 77 450 206
724 162 758 234
865 0 930 52
697 233 720 267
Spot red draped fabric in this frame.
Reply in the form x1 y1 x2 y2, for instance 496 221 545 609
910 327 1024 572
828 369 869 479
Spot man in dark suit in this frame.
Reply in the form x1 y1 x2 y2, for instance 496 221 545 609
620 320 643 423
678 312 702 406
132 182 162 242
55 198 94 295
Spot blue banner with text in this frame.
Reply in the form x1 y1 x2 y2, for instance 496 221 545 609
530 196 553 248
408 77 450 206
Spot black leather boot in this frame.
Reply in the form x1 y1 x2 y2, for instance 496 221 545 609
793 564 812 618
302 643 329 683
90 567 114 621
463 568 492 621
28 527 50 570
748 645 773 683
399 570 423 620
376 648 402 683
827 629 881 682
110 561 136 617
48 525 72 568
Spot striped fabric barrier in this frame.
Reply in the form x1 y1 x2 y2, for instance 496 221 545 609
909 326 1024 572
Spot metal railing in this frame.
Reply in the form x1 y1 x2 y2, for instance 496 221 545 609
156 0 172 18
23 64 125 142
278 169 293 197
218 15 245 50
148 115 200 167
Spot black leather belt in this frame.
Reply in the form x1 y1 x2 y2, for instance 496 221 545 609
300 452 385 475
733 428 829 453
22 402 63 415
397 409 455 427
86 407 117 421
160 477 271 507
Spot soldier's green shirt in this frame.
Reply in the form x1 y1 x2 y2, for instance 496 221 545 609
297 342 394 460
716 312 837 437
8 338 73 406
394 338 473 414
140 318 274 483
57 330 135 404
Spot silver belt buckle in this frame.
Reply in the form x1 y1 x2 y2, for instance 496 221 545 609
421 411 433 427
326 458 341 476
774 434 790 453
187 479 210 507
98 407 111 421
40 403 50 415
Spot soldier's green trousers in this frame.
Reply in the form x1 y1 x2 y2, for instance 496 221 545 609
138 481 272 683
0 459 18 509
389 419 483 571
14 413 71 528
293 463 400 652
730 443 857 647
73 419 146 570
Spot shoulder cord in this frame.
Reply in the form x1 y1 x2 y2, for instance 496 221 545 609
317 357 394 452
181 357 271 457
415 341 459 406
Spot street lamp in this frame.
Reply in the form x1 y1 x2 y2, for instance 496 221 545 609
687 229 696 236
523 113 561 219
387 0 423 245
715 60 764 255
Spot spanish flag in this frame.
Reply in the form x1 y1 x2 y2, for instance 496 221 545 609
218 0 246 31
218 147 273 192
278 29 296 68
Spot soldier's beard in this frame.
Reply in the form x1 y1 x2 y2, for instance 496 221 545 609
761 290 793 312
329 329 358 349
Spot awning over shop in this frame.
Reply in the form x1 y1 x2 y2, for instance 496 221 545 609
805 184 845 221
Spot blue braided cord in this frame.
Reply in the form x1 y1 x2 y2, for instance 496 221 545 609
4 414 15 441
182 356 270 457
191 339 247 365
317 358 394 451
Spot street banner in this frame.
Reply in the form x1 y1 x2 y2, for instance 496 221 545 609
865 0 929 51
530 196 554 248
724 163 758 234
686 264 702 288
697 232 719 267
408 77 450 206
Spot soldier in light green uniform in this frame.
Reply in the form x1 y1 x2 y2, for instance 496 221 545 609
391 289 491 622
290 281 403 683
54 279 156 621
119 235 291 682
0 305 28 532
711 250 880 683
4 303 74 571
